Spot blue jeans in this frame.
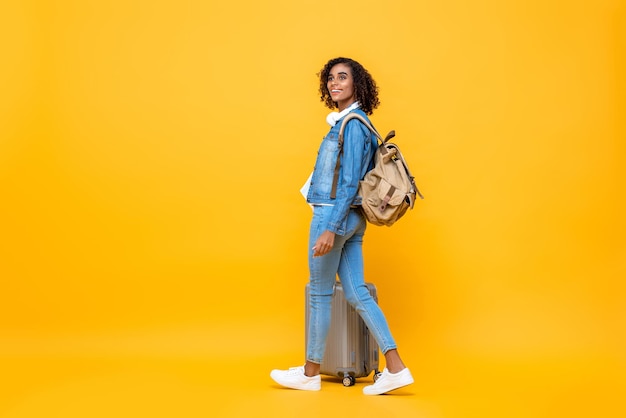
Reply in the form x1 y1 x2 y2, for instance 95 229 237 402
306 205 397 364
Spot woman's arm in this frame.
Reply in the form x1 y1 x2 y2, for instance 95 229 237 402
324 119 369 235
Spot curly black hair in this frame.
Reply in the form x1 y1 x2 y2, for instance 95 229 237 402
318 57 380 115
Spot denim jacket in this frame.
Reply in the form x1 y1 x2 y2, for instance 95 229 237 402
306 109 378 235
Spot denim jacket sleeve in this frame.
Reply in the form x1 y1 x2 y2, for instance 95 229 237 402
326 118 371 234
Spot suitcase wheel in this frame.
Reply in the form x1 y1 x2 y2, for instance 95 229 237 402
373 371 382 382
342 375 356 387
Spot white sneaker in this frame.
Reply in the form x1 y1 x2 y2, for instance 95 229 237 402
363 368 414 395
270 366 321 391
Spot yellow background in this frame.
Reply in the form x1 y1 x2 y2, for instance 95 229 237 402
1 0 624 417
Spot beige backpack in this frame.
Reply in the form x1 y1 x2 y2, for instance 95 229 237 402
331 113 424 226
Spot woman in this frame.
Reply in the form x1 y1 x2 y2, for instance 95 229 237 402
270 57 414 395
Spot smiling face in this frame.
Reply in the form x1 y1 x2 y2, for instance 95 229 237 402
327 63 356 111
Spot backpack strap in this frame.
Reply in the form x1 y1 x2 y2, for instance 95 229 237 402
330 113 383 199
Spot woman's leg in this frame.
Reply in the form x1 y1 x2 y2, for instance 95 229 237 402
337 212 399 360
337 211 414 395
270 205 348 390
382 349 406 374
305 206 350 370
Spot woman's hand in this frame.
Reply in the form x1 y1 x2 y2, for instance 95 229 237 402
312 230 336 257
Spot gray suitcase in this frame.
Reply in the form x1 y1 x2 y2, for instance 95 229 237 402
305 281 381 386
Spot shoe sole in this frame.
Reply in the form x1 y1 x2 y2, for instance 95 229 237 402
363 377 414 395
270 372 321 391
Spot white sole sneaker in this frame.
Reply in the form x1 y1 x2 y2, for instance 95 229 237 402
363 368 414 395
270 366 321 391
